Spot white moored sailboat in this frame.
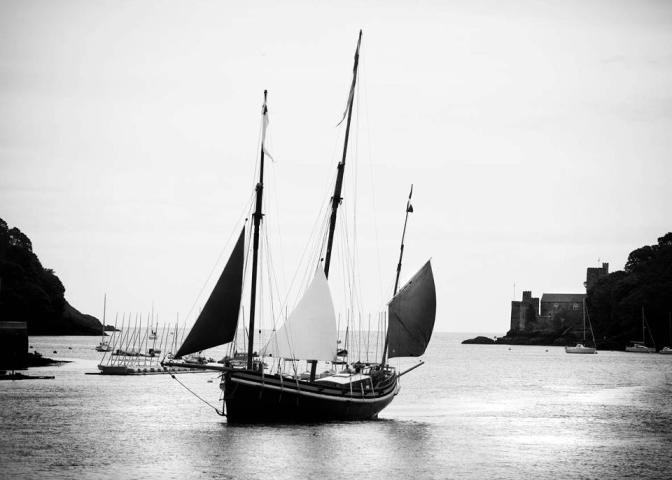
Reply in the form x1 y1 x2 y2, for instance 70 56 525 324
625 306 656 353
565 298 597 354
660 313 672 355
164 31 437 423
95 294 112 352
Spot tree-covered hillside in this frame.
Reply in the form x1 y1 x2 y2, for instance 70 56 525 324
588 233 672 350
0 218 102 335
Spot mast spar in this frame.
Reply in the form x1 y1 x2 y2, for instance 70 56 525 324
382 185 414 365
247 90 269 370
310 30 361 383
323 30 362 278
393 185 414 296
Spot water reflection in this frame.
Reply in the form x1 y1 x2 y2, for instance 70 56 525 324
195 420 435 479
2 334 672 479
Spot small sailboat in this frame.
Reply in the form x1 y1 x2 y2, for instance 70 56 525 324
625 306 656 353
565 298 597 354
165 31 436 422
659 312 672 355
95 294 112 352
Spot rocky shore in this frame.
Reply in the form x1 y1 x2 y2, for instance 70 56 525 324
462 333 582 347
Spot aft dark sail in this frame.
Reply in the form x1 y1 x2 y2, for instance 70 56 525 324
175 228 245 358
387 260 436 358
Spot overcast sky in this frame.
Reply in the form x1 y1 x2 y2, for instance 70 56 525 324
2 0 671 333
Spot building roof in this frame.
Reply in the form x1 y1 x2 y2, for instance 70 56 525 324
540 293 586 303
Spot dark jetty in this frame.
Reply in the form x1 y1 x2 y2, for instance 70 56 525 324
0 372 55 381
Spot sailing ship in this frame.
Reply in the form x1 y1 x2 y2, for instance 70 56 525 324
165 31 436 422
565 298 597 354
625 306 656 353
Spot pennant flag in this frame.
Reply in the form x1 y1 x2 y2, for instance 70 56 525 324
336 83 355 127
261 94 274 161
406 184 414 212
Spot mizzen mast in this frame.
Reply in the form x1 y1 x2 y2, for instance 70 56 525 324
393 185 414 296
382 184 414 365
247 90 269 370
323 30 362 278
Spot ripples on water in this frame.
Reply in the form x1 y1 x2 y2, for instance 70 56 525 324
1 333 671 479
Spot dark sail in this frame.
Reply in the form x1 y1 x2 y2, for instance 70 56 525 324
175 228 245 358
387 260 436 358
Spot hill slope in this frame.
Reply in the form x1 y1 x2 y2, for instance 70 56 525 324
0 218 102 335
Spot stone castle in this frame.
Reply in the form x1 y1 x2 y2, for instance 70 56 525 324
509 263 609 335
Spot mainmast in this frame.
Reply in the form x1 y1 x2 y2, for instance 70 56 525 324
382 185 414 365
323 30 362 278
247 90 268 370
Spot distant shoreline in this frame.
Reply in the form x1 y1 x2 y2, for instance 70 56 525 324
462 334 589 347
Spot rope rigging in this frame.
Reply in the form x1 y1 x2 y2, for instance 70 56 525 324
170 373 225 416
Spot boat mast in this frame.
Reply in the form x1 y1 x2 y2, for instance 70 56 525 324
247 90 268 370
582 298 586 342
323 30 362 278
101 293 107 339
393 185 414 295
382 185 413 365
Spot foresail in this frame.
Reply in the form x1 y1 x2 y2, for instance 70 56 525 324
387 260 436 358
175 228 245 358
262 268 337 361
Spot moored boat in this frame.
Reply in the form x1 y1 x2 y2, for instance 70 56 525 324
95 294 112 352
565 343 596 354
625 342 656 353
660 313 672 354
625 306 656 353
565 298 597 354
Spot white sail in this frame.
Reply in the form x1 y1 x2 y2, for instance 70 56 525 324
263 269 337 361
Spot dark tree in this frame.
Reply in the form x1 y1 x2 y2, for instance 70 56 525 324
0 217 97 334
588 232 672 350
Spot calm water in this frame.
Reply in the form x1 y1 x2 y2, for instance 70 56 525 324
1 333 671 479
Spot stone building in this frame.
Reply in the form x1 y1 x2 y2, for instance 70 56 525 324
508 263 609 335
510 291 539 332
540 293 585 332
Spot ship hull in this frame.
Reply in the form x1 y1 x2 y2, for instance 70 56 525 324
222 370 399 423
625 346 656 353
565 345 596 354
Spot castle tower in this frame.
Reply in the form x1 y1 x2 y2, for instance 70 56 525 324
509 290 540 334
585 262 609 291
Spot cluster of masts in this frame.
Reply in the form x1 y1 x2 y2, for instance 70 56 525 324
96 312 211 373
